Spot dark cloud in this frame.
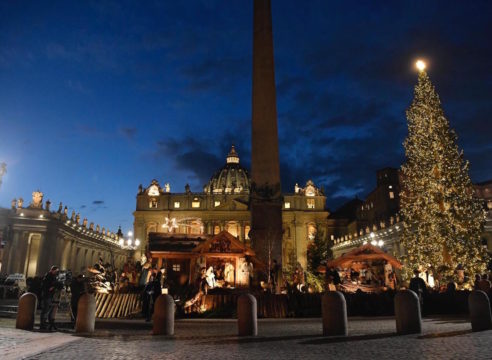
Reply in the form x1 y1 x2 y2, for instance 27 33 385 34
2 0 491 229
119 127 137 140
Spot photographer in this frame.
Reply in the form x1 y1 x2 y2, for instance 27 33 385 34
40 266 62 331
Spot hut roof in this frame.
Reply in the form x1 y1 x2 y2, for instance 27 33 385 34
327 244 402 269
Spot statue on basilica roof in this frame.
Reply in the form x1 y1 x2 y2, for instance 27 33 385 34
29 190 44 209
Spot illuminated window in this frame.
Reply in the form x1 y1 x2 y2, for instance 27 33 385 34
214 201 221 207
149 198 158 208
214 225 220 234
174 201 180 208
245 225 251 240
389 191 394 199
172 264 180 272
331 235 334 240
284 202 291 209
307 199 315 209
192 198 200 208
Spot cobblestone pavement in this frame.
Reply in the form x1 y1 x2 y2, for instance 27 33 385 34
1 317 491 360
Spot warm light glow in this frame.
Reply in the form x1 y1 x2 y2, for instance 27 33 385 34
371 240 377 246
20 213 24 217
378 240 384 247
370 232 375 239
127 239 132 246
127 230 133 237
119 238 124 246
135 239 140 246
416 60 426 71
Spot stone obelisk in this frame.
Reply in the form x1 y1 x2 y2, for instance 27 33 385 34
250 0 283 275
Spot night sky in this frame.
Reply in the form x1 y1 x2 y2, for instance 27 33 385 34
1 1 491 233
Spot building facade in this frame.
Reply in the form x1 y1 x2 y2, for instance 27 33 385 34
0 191 129 277
331 170 492 263
133 146 330 270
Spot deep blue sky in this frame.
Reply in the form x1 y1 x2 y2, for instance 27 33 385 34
1 0 491 233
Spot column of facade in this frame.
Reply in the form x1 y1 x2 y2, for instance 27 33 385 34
3 230 17 274
239 221 244 243
13 231 28 274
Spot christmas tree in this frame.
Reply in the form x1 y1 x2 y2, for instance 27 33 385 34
400 61 488 281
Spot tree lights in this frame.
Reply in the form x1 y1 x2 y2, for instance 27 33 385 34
399 64 488 281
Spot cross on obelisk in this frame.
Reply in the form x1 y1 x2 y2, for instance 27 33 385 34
250 0 283 278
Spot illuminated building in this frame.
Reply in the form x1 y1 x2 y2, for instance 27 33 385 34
133 145 329 275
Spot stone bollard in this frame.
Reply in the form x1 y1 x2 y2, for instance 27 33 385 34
322 291 348 336
394 289 422 335
468 290 492 332
153 294 175 335
237 293 257 336
16 292 37 330
75 293 96 333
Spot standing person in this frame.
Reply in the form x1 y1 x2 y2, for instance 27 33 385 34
49 281 64 331
384 261 393 287
365 268 373 285
40 266 60 330
144 273 162 321
409 269 428 307
473 274 481 290
247 258 254 289
143 274 154 321
70 274 86 323
478 274 492 293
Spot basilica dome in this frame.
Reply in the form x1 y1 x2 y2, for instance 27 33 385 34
204 145 250 194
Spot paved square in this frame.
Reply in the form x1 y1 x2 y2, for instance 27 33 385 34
1 316 491 360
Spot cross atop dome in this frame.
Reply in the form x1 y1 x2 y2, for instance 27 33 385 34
226 144 240 164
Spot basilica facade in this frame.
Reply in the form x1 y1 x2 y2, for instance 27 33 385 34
133 145 329 270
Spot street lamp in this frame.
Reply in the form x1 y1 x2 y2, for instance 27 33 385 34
135 238 140 247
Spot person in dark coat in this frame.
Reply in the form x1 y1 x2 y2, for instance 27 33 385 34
40 266 60 330
70 274 86 323
409 269 428 306
143 273 162 321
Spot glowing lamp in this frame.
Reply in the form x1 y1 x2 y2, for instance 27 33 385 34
135 239 140 246
127 239 132 246
119 239 124 246
371 240 377 246
416 60 426 71
127 230 133 237
378 240 384 247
